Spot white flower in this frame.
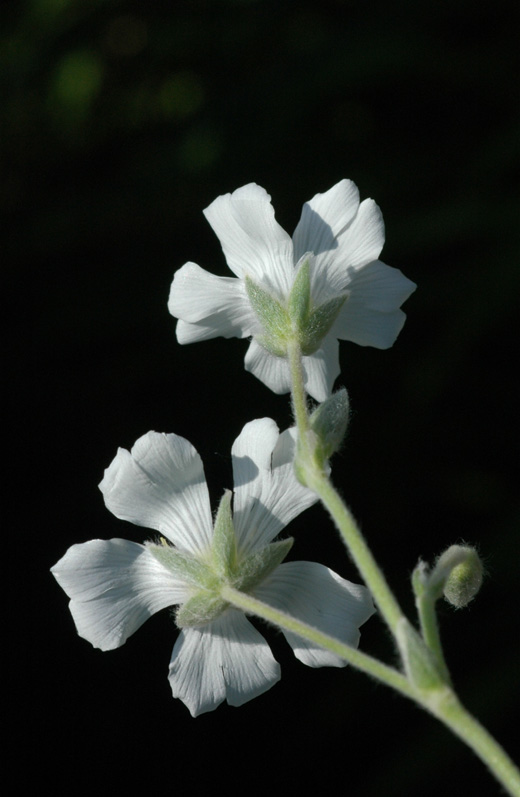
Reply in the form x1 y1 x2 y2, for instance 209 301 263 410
169 180 416 402
52 418 374 716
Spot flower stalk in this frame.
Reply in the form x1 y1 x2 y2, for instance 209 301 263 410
287 337 520 796
222 583 520 796
288 340 403 634
220 583 414 699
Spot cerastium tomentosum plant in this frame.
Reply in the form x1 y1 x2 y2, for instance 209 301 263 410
52 180 519 795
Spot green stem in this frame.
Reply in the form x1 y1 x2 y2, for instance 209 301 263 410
287 341 402 634
222 584 520 795
284 340 520 794
425 691 520 796
220 583 414 700
287 340 312 439
308 468 403 633
414 588 451 684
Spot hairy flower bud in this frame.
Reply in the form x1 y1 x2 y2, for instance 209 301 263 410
440 546 484 609
412 545 484 610
309 388 350 464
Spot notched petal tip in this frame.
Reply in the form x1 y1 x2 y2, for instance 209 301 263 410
98 431 213 554
51 539 187 651
169 613 281 716
169 262 253 341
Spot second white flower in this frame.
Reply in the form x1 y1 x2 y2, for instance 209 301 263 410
52 418 374 716
169 180 416 401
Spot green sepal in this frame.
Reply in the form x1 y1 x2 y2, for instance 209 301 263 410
309 388 350 463
411 560 430 598
396 618 447 691
300 294 347 355
288 257 311 331
147 541 215 588
245 276 290 356
175 592 229 628
211 490 237 578
236 538 294 592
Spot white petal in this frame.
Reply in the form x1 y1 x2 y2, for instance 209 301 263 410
311 199 386 304
244 338 292 395
51 539 188 651
203 183 295 295
336 308 407 348
332 260 416 348
232 418 317 554
336 198 386 268
168 262 255 339
255 561 375 667
99 431 213 555
301 336 340 402
168 610 280 716
346 259 417 311
292 179 360 261
175 319 223 344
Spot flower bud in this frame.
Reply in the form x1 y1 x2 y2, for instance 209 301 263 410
440 545 484 609
309 388 350 464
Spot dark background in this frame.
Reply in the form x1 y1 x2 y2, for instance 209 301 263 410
6 0 519 794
